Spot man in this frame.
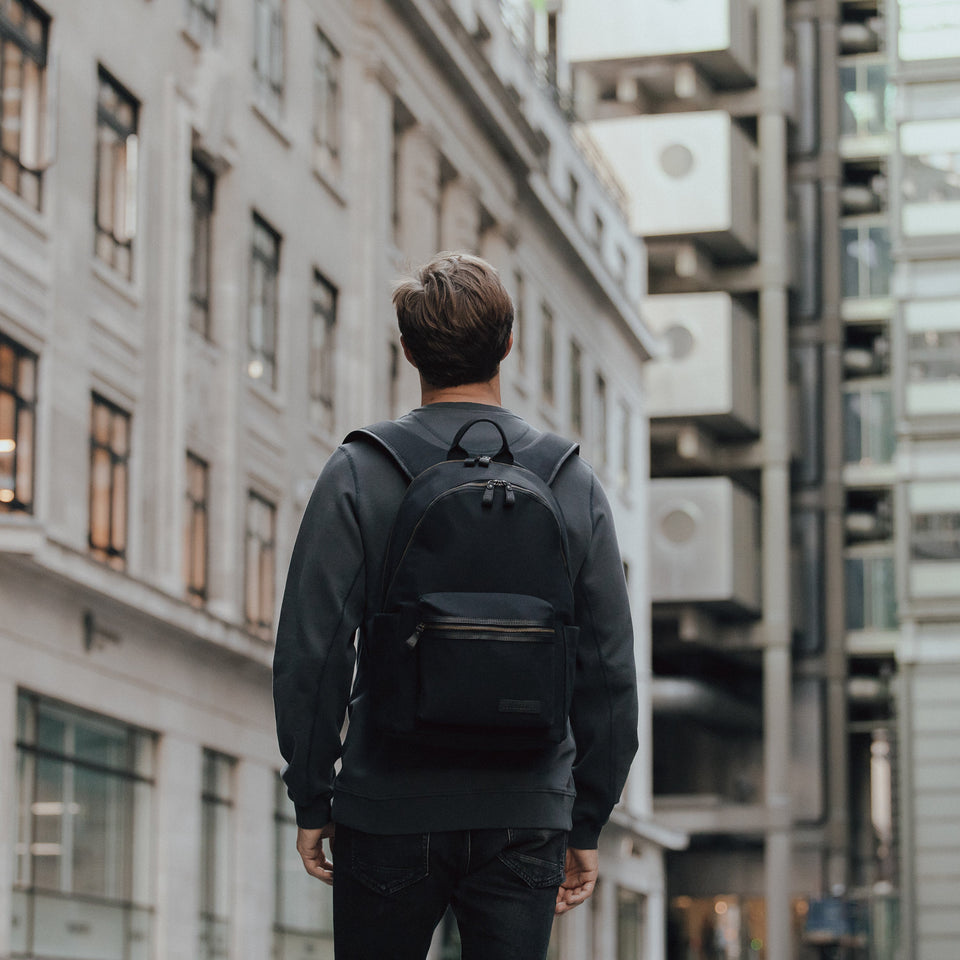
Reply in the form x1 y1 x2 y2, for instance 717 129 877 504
274 253 638 959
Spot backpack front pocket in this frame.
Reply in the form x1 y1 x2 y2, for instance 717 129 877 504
412 592 566 738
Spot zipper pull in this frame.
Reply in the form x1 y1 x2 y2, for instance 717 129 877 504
482 480 496 507
478 455 492 467
504 482 515 507
406 624 424 649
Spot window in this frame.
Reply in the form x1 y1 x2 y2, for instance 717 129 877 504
512 271 525 372
839 58 892 139
253 0 284 116
898 0 960 61
845 553 897 630
190 156 215 338
245 490 276 639
0 331 37 513
185 0 217 44
540 303 554 405
388 341 400 417
595 374 607 470
274 775 333 951
905 299 960 416
248 213 280 388
89 394 131 570
95 68 139 279
569 341 582 435
313 29 341 179
841 218 890 300
842 384 894 465
309 270 338 431
0 0 49 210
911 512 960 562
900 118 960 239
199 750 235 960
617 888 646 960
13 693 155 959
567 173 579 216
619 401 631 489
184 452 209 606
391 99 414 245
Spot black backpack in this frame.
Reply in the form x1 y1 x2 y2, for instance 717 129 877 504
345 417 580 750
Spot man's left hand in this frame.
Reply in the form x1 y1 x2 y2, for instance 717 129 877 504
297 823 336 886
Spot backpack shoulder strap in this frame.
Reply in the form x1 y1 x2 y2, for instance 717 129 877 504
517 432 580 485
343 420 446 482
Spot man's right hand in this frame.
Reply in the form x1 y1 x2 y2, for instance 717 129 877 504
555 847 599 915
297 823 336 886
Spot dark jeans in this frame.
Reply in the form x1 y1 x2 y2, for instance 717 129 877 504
332 824 567 960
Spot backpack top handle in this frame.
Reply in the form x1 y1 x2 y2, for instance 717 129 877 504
447 418 514 465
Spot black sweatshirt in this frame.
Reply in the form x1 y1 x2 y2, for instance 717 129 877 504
273 403 638 849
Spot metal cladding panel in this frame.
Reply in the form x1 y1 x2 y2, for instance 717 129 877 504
650 477 761 612
641 292 759 433
588 112 756 256
564 0 755 79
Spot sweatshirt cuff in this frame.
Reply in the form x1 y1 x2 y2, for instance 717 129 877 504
294 797 332 830
568 820 601 849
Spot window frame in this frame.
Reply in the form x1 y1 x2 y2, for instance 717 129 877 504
14 691 156 958
0 330 38 513
199 748 235 960
88 392 131 570
309 269 338 432
312 28 341 179
185 0 218 45
247 212 281 389
184 452 209 606
0 0 50 210
189 155 216 339
253 0 285 116
569 340 583 436
94 66 140 280
540 302 555 406
244 489 276 640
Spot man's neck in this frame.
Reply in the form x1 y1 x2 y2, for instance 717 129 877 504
420 377 502 407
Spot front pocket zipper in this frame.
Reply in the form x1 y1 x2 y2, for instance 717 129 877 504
406 620 554 649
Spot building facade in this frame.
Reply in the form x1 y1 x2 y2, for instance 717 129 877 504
563 0 960 958
0 1 676 959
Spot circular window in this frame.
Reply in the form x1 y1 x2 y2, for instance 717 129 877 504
659 143 695 179
664 323 695 360
660 506 698 544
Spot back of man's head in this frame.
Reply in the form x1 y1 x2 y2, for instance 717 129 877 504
393 252 514 388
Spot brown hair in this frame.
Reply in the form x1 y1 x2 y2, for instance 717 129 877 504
392 252 514 388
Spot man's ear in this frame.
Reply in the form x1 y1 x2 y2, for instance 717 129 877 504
400 335 418 369
502 333 514 360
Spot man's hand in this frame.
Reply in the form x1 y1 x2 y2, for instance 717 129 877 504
297 823 336 886
555 847 599 915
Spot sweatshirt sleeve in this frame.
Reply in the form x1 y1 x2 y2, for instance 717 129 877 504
273 447 365 828
567 474 640 849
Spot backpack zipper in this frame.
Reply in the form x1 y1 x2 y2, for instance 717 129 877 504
406 620 553 649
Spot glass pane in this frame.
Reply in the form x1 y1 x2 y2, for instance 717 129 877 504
90 448 113 549
844 392 864 464
73 716 127 768
868 227 891 297
111 460 128 554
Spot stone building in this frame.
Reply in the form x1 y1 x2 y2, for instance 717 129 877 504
0 1 677 959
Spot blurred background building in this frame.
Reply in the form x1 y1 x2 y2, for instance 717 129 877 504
0 1 681 960
560 0 960 958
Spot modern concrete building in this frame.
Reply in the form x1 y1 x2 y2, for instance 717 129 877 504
563 0 960 958
0 1 678 959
